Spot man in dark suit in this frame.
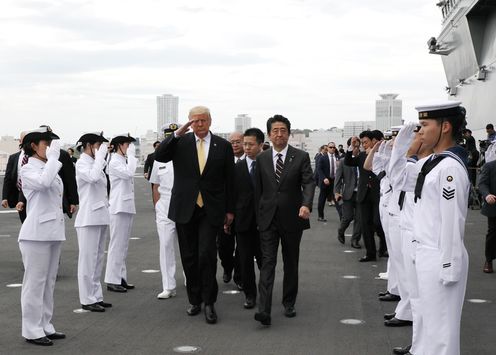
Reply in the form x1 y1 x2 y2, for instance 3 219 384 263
144 141 160 180
154 106 235 324
334 138 361 248
344 131 386 262
317 142 338 221
254 115 315 326
233 128 264 310
478 159 496 273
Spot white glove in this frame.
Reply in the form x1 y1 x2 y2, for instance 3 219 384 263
46 140 61 161
95 143 108 161
127 143 136 158
394 123 416 154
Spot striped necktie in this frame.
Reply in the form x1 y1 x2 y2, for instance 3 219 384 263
275 153 284 184
16 154 29 191
196 139 206 207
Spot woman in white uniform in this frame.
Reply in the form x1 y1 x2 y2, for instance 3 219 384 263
75 132 112 312
104 133 138 292
149 124 178 299
18 127 66 346
413 102 470 355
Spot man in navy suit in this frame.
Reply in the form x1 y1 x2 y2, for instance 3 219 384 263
155 106 235 324
317 142 338 221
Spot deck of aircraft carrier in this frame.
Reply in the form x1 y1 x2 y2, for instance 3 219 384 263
0 174 494 355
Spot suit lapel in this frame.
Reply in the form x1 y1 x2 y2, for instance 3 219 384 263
263 150 278 189
188 133 201 176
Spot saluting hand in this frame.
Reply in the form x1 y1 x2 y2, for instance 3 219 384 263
46 140 61 161
95 143 108 161
175 120 193 137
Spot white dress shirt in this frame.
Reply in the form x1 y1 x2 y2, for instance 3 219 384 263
272 145 289 172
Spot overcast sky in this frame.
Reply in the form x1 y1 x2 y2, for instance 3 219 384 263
0 0 449 143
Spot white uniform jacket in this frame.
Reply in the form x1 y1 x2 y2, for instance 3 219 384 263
149 161 174 199
108 153 137 215
74 153 110 227
413 152 470 283
18 157 65 242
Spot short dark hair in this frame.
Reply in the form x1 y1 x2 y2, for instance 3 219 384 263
266 114 291 134
487 124 494 130
359 130 375 140
463 128 472 134
23 140 43 157
371 130 384 141
346 137 352 147
68 147 74 154
243 128 265 145
153 141 161 148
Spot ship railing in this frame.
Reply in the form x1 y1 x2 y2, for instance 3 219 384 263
441 0 461 21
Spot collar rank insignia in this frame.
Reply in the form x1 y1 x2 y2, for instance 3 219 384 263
443 187 455 200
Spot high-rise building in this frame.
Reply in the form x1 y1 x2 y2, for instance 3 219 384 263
234 114 252 133
157 94 179 133
375 94 402 132
343 121 376 139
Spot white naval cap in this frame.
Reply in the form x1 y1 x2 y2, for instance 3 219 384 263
415 101 464 119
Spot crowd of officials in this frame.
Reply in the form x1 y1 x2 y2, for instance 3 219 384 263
0 103 493 355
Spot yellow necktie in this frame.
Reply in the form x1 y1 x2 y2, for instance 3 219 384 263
197 138 206 207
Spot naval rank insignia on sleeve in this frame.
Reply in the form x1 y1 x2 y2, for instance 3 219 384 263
443 187 455 200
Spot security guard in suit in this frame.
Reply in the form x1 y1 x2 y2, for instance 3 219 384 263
104 133 138 292
74 132 113 312
18 127 66 346
149 124 179 299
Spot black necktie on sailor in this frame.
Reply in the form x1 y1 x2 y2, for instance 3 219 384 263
16 154 29 191
249 160 256 186
414 155 446 202
275 153 284 184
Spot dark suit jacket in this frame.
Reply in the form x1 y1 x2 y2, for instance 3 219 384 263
155 132 235 226
317 153 338 187
234 159 256 233
144 152 155 180
333 159 357 201
478 160 496 217
18 149 79 218
255 145 315 232
2 152 20 208
344 150 380 203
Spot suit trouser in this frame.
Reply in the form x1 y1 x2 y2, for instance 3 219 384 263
258 217 303 314
337 192 361 242
317 183 333 218
19 208 27 223
105 213 134 285
236 223 262 299
359 191 387 258
155 197 177 291
217 228 241 283
415 245 468 355
176 206 218 305
76 225 108 305
485 216 496 262
19 240 62 339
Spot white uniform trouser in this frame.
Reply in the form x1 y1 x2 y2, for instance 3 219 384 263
105 213 134 285
77 225 108 305
379 198 398 295
155 196 177 291
389 214 412 321
402 230 423 355
415 245 468 355
19 240 62 339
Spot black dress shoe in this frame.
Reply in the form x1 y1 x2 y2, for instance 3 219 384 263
254 312 271 326
98 301 112 308
187 304 201 316
359 256 377 262
46 332 66 340
26 337 53 346
351 241 361 249
107 283 127 293
223 272 232 283
384 317 412 327
82 303 105 312
392 344 412 354
204 304 217 324
337 234 345 244
379 293 401 302
121 279 135 289
378 290 390 297
384 312 396 320
318 217 327 222
284 306 296 318
244 297 256 309
379 250 389 258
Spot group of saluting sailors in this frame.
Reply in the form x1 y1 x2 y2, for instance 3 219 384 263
4 101 470 354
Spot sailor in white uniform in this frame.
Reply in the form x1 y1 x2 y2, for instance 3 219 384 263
149 124 178 299
18 127 67 346
104 133 138 292
74 132 112 312
412 101 470 355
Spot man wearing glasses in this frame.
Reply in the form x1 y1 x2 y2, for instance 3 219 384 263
317 142 338 222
